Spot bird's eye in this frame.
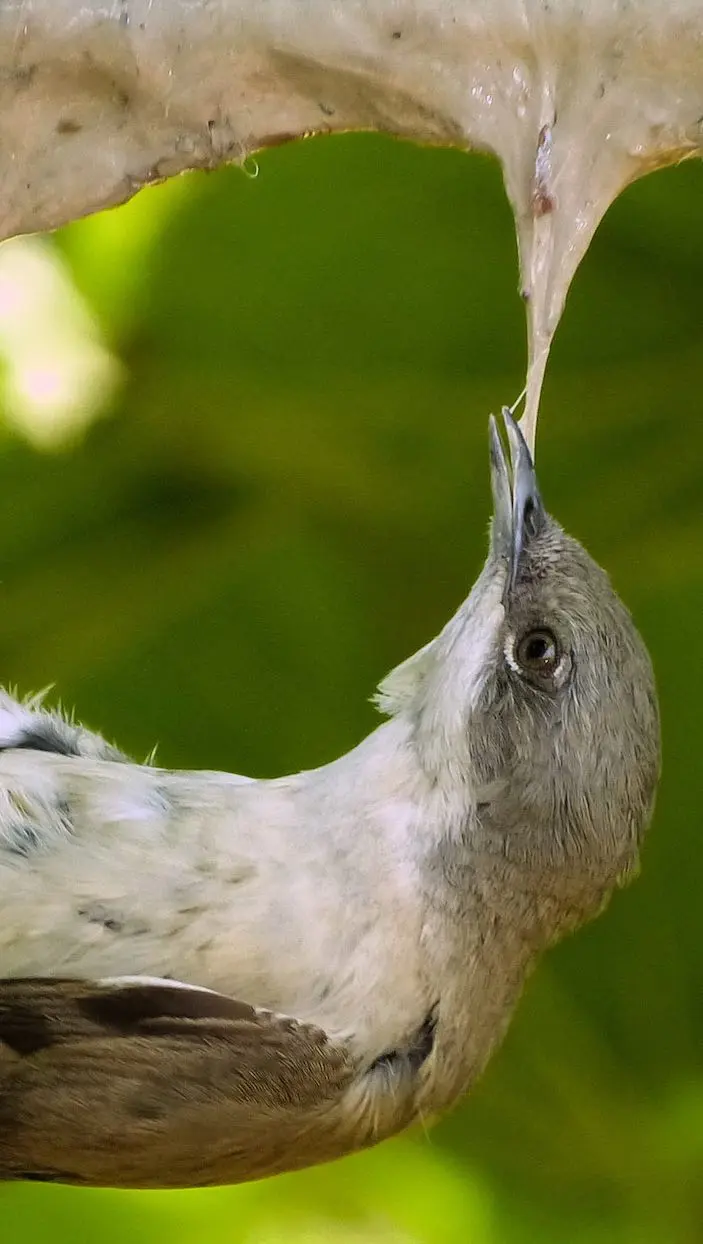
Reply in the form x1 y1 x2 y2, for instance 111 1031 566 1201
515 628 560 676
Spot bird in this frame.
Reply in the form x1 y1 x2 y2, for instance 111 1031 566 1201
0 410 660 1188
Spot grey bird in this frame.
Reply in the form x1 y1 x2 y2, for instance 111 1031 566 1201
0 411 660 1188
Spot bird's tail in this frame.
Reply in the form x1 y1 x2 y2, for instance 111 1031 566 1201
0 688 128 762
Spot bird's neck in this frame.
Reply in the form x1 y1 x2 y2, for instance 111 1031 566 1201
329 715 618 949
325 713 469 825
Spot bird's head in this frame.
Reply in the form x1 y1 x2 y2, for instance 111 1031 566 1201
376 410 660 922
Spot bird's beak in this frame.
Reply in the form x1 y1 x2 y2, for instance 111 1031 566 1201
488 408 546 590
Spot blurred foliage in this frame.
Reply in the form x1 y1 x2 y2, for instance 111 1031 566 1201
0 132 701 1242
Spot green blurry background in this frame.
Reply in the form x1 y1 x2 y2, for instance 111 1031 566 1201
0 133 701 1243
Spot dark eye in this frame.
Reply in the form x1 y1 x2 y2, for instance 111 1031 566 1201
515 628 560 675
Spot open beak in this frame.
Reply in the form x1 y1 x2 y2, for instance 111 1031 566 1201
489 408 546 590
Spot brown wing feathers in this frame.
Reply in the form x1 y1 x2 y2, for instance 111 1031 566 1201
0 978 354 1188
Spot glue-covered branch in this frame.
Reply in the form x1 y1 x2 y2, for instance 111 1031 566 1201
2 0 701 444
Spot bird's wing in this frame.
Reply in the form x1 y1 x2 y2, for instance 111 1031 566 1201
0 975 356 1189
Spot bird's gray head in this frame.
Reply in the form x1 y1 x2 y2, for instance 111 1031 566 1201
377 410 660 929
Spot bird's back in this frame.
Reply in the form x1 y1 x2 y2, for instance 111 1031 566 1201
0 695 440 1070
